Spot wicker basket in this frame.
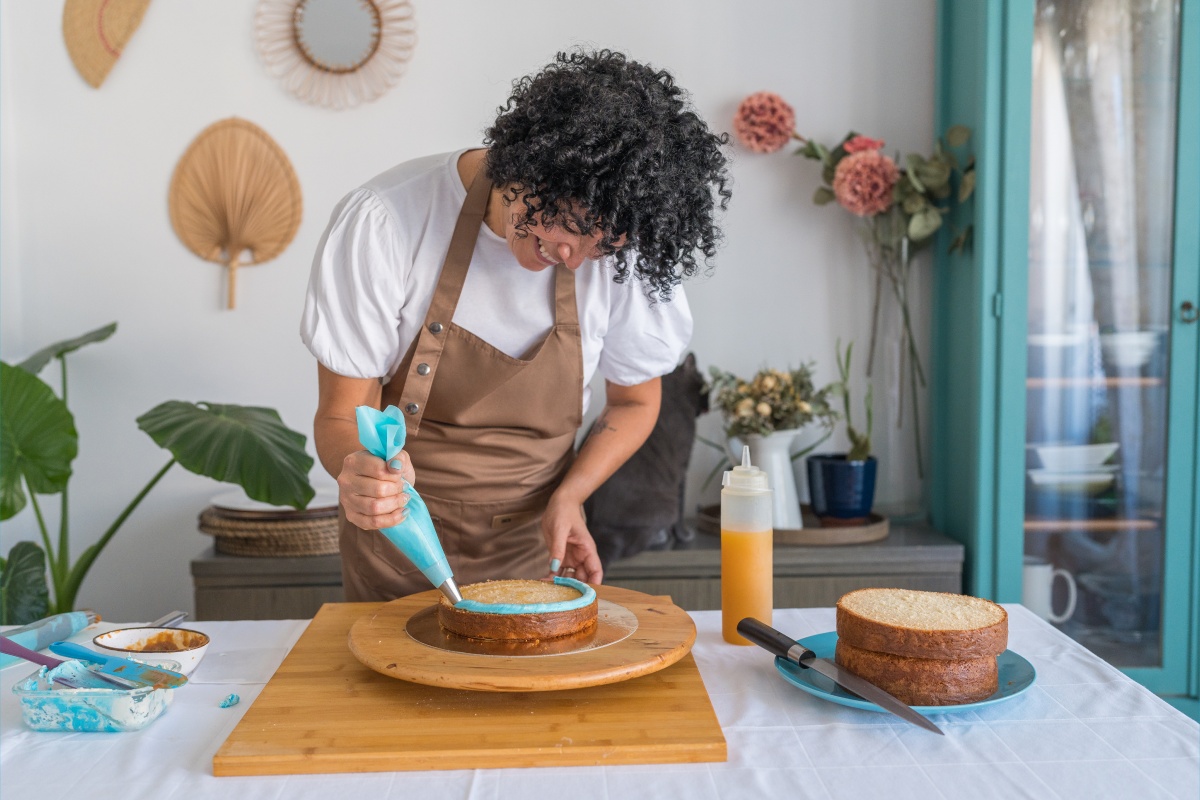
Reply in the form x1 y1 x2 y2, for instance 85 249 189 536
198 506 339 557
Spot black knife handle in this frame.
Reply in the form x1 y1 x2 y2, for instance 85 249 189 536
737 618 812 662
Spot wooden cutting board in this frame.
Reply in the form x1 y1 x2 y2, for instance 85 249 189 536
213 589 726 776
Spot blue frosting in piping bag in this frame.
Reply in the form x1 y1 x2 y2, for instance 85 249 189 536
355 405 453 589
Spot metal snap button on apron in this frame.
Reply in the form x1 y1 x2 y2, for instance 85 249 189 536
428 322 444 334
405 402 419 414
417 363 431 375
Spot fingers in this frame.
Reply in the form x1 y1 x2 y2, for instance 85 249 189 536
338 449 414 530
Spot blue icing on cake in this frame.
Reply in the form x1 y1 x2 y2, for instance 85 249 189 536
452 576 596 615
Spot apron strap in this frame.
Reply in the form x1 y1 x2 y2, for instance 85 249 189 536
395 166 492 434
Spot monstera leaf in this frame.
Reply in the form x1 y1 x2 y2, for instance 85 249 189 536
0 541 50 625
137 401 315 509
17 322 117 376
0 362 78 520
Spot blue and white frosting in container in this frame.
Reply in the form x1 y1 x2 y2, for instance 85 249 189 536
452 576 596 615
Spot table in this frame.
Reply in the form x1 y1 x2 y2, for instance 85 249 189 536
190 523 964 618
2 605 1196 800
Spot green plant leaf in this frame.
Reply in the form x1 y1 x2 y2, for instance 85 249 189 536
0 541 50 625
946 125 972 147
958 169 976 202
908 207 943 241
905 154 927 193
0 362 78 520
917 156 952 192
813 187 836 205
137 401 315 509
902 193 928 214
16 322 117 376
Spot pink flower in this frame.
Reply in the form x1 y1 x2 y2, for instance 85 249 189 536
843 135 886 154
733 92 795 154
832 150 898 217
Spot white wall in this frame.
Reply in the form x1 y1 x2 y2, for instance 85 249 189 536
0 0 936 620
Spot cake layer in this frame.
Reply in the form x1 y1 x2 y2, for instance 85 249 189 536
834 639 999 706
836 588 1008 660
437 579 599 642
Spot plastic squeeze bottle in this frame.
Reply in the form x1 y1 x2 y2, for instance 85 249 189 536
721 445 773 645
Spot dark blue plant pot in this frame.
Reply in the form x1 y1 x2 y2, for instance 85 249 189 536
806 454 878 525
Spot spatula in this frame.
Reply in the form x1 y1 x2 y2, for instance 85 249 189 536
49 641 188 689
0 635 137 690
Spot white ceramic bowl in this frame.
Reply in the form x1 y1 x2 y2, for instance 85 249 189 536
92 627 210 676
1027 469 1115 495
1099 331 1158 369
1035 442 1119 472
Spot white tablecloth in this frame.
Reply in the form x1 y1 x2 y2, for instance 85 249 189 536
1 605 1196 800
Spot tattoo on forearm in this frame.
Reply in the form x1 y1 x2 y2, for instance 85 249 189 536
588 413 617 441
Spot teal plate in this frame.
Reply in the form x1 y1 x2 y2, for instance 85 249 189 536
775 631 1036 714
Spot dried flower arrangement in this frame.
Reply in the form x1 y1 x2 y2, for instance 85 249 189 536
708 364 837 440
731 91 976 477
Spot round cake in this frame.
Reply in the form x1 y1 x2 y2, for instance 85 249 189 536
836 588 1008 660
834 639 999 706
436 577 598 642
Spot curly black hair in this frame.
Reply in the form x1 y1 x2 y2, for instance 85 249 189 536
483 49 732 301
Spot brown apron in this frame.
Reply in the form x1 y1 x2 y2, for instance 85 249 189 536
339 166 585 601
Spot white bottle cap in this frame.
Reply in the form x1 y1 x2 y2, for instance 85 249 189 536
722 445 770 492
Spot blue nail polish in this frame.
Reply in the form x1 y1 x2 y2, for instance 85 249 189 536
549 558 561 573
389 459 403 471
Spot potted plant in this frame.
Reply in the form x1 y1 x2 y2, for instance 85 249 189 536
807 342 877 526
705 363 837 530
0 323 315 624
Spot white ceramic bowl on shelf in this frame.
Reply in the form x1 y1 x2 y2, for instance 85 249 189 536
1099 331 1158 369
1027 469 1116 495
1034 442 1119 472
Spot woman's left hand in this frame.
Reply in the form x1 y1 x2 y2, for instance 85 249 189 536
542 491 603 585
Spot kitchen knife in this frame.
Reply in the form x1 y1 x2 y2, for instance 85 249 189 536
737 617 944 735
49 641 188 689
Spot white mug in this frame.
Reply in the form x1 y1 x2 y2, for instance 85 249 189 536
1023 556 1078 623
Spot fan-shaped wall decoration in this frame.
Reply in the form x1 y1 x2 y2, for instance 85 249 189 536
62 0 152 88
254 0 417 110
168 118 303 310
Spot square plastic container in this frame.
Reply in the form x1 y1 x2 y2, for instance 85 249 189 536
12 659 179 732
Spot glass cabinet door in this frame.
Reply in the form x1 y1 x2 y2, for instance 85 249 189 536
1024 0 1181 667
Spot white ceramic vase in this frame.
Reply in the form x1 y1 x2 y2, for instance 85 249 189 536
731 429 804 530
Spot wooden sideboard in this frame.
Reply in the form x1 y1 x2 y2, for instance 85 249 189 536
190 522 963 620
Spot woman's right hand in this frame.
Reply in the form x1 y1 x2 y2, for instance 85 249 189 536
338 449 416 531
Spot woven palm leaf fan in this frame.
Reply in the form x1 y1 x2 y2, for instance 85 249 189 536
62 0 152 88
169 118 302 310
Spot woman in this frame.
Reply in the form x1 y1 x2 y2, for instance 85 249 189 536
302 49 730 601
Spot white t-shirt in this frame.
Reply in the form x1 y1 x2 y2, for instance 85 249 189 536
300 149 693 412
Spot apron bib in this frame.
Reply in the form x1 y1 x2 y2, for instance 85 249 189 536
339 165 584 601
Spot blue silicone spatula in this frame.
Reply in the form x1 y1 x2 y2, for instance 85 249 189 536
49 641 188 689
0 635 136 690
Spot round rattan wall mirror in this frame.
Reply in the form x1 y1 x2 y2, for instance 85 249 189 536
255 0 416 110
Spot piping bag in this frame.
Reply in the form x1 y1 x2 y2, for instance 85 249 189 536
0 610 100 670
356 405 463 605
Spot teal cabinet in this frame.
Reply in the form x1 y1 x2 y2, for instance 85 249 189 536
932 0 1199 714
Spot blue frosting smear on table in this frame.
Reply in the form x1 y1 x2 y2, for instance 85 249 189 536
355 405 452 589
452 576 596 615
774 631 1037 713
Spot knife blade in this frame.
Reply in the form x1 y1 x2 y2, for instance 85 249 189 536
737 617 944 735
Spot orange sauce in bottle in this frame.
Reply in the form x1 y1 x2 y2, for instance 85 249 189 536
720 446 774 645
721 526 773 644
